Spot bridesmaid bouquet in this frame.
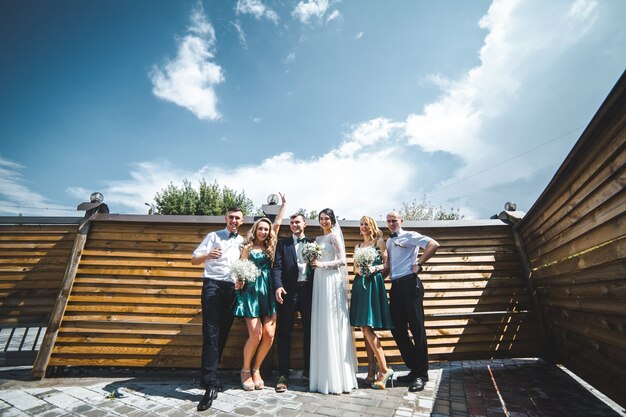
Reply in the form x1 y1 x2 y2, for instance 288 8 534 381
230 259 260 285
354 246 379 284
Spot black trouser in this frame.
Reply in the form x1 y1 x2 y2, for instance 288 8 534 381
389 273 429 379
276 282 313 376
200 278 236 389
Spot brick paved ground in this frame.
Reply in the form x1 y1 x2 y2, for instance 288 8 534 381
0 359 623 417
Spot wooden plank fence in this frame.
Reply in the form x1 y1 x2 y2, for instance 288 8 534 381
13 215 537 371
0 218 80 366
516 70 626 407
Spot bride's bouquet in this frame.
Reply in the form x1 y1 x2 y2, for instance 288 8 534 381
301 242 323 262
230 259 260 286
302 242 322 276
353 246 379 286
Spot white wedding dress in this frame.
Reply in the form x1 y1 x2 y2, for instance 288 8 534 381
309 232 358 394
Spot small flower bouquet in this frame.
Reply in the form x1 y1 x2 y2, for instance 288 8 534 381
354 246 380 288
353 246 379 278
230 259 260 286
301 242 323 262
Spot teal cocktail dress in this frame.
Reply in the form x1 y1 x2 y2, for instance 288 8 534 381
349 247 393 330
234 250 277 318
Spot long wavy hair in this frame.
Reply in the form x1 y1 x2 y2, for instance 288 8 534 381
244 217 277 262
360 215 383 242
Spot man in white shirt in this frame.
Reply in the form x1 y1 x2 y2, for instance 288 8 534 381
191 207 244 411
386 210 439 392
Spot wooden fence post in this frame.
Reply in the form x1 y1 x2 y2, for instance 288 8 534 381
31 211 96 379
512 227 554 363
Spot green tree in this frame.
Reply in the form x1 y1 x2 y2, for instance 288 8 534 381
400 196 464 221
151 179 254 215
295 208 318 220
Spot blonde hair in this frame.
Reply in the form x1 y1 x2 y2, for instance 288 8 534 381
360 216 383 242
245 218 277 262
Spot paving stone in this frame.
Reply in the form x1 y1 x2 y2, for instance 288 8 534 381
0 389 49 411
39 411 68 417
81 409 110 417
0 408 30 417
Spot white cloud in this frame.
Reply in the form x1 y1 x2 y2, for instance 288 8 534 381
235 0 279 23
293 0 330 24
232 20 247 47
150 4 224 121
88 121 415 219
354 31 364 40
338 118 404 155
0 156 74 216
284 52 296 63
405 0 603 200
326 10 341 24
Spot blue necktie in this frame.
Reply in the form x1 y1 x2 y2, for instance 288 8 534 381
229 232 238 238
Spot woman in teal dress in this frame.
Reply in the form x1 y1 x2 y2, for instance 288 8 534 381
349 215 394 389
234 193 286 391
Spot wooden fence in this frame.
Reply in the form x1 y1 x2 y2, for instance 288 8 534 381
2 215 534 372
516 70 626 407
0 218 80 366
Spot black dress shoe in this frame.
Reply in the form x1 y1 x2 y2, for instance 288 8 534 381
397 371 418 383
197 388 218 411
408 377 425 392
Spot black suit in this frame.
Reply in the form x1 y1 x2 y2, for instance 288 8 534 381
272 236 313 376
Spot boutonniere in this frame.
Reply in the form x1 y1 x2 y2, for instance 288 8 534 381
393 240 407 248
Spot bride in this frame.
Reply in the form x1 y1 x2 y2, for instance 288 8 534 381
309 208 358 394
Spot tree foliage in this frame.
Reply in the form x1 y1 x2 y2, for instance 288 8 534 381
151 179 254 215
400 196 464 221
295 208 319 220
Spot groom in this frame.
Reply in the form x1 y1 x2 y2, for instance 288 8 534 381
272 213 314 393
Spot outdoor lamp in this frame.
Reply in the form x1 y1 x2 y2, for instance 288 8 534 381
504 201 517 211
267 194 279 205
90 192 104 203
261 193 282 220
498 201 525 224
77 192 109 214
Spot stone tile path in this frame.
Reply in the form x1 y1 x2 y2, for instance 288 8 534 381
0 359 623 416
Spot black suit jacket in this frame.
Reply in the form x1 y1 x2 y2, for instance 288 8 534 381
272 236 314 294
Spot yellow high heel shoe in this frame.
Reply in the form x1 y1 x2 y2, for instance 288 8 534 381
371 368 394 390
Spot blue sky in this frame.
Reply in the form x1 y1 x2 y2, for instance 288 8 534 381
1 0 624 220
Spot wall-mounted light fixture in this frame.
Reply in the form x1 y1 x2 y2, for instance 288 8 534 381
77 192 109 214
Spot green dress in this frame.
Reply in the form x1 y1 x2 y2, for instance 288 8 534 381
234 250 277 318
349 246 393 330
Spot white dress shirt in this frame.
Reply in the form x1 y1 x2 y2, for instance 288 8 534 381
386 228 432 280
193 228 244 282
293 235 309 282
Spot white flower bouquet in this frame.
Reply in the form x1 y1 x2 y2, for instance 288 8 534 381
230 259 260 285
301 242 323 262
353 246 379 286
302 242 322 277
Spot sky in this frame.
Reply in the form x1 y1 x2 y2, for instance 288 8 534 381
1 0 625 220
